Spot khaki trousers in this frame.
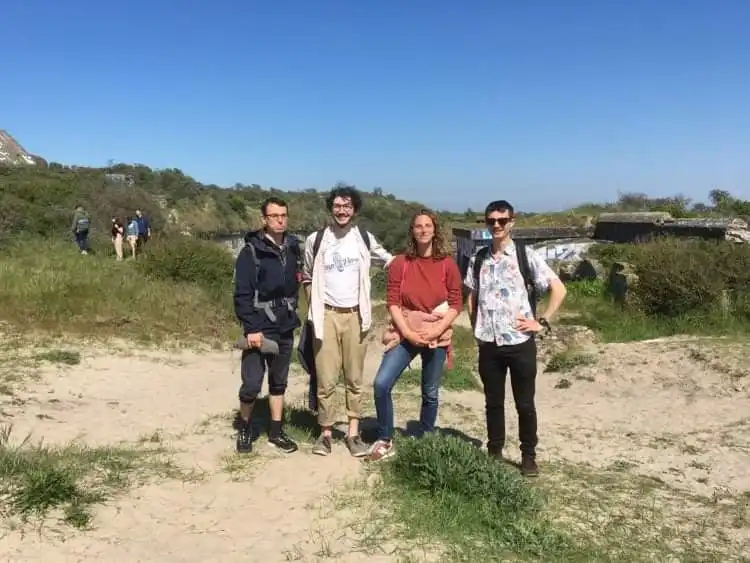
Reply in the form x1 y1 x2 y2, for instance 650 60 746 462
314 308 368 427
113 235 123 260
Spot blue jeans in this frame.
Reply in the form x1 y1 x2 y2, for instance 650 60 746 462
74 230 89 252
373 341 447 441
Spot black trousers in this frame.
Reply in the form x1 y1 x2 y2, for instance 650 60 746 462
239 332 294 403
477 337 538 458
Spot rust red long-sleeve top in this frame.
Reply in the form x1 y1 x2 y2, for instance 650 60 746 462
386 255 463 313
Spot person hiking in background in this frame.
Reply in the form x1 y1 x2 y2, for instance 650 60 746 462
135 209 151 250
464 199 567 477
367 209 462 462
233 197 302 455
111 217 125 261
126 216 139 259
302 185 393 458
71 205 90 254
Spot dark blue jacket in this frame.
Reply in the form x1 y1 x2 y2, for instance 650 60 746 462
136 216 150 236
233 229 301 337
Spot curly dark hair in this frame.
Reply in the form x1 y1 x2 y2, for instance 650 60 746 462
325 184 363 213
404 209 449 260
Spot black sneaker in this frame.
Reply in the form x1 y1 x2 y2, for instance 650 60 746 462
236 423 253 454
269 430 298 453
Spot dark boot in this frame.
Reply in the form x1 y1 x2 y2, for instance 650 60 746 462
521 454 539 477
487 444 504 460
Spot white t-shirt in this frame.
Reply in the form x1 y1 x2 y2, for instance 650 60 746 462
322 229 361 307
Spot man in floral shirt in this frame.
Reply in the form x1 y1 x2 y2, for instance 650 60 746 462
464 200 567 476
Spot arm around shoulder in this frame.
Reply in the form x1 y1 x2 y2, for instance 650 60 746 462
367 231 394 267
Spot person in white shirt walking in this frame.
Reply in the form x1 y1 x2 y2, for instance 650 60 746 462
302 185 393 457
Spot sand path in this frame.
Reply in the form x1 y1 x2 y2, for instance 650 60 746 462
1 332 749 561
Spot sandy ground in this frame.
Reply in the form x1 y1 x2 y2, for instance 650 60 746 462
1 325 749 561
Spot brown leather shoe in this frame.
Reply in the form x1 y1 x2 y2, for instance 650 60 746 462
521 455 539 477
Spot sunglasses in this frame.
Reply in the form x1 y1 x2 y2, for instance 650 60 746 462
486 217 512 227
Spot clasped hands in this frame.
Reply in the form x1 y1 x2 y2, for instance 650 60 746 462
403 325 443 347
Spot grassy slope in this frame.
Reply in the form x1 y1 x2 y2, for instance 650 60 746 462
0 237 238 345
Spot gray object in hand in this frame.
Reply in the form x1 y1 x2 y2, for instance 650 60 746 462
233 336 280 355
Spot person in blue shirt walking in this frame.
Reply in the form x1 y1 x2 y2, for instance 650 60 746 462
135 209 151 250
126 216 139 259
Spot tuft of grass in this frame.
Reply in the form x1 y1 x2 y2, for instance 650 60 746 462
372 434 748 562
0 336 83 395
544 350 596 373
0 424 190 529
34 349 81 365
378 434 569 561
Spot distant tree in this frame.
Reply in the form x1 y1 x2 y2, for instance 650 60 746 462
709 189 732 209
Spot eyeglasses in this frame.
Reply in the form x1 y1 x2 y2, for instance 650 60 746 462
332 204 353 211
265 213 288 220
486 217 512 227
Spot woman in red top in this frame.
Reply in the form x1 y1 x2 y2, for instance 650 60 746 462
366 210 462 462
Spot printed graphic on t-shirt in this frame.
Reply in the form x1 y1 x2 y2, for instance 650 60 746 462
324 251 358 272
322 231 360 307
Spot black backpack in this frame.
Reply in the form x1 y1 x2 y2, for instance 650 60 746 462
470 240 537 327
311 225 371 262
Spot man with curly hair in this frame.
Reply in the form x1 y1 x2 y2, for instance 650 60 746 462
302 185 394 457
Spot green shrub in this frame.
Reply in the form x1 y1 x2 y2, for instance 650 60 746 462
137 236 235 294
585 242 637 269
628 238 750 318
381 434 569 559
370 268 387 300
565 279 606 300
556 240 750 341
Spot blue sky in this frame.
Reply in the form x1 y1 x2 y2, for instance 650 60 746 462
4 0 749 211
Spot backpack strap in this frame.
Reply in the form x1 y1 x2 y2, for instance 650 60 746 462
514 241 537 318
243 239 293 324
312 226 371 259
311 228 325 262
356 225 372 252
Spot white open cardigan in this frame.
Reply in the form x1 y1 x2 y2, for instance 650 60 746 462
302 226 393 340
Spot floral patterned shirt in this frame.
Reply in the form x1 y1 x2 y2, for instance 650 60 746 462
463 240 559 346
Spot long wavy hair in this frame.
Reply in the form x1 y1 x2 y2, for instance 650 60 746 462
404 209 449 260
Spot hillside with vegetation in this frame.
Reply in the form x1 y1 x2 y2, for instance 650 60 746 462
0 161 429 252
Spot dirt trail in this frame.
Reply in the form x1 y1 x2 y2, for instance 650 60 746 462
1 333 749 561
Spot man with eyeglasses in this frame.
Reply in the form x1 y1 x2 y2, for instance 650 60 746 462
302 185 393 457
464 200 567 476
233 197 302 454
